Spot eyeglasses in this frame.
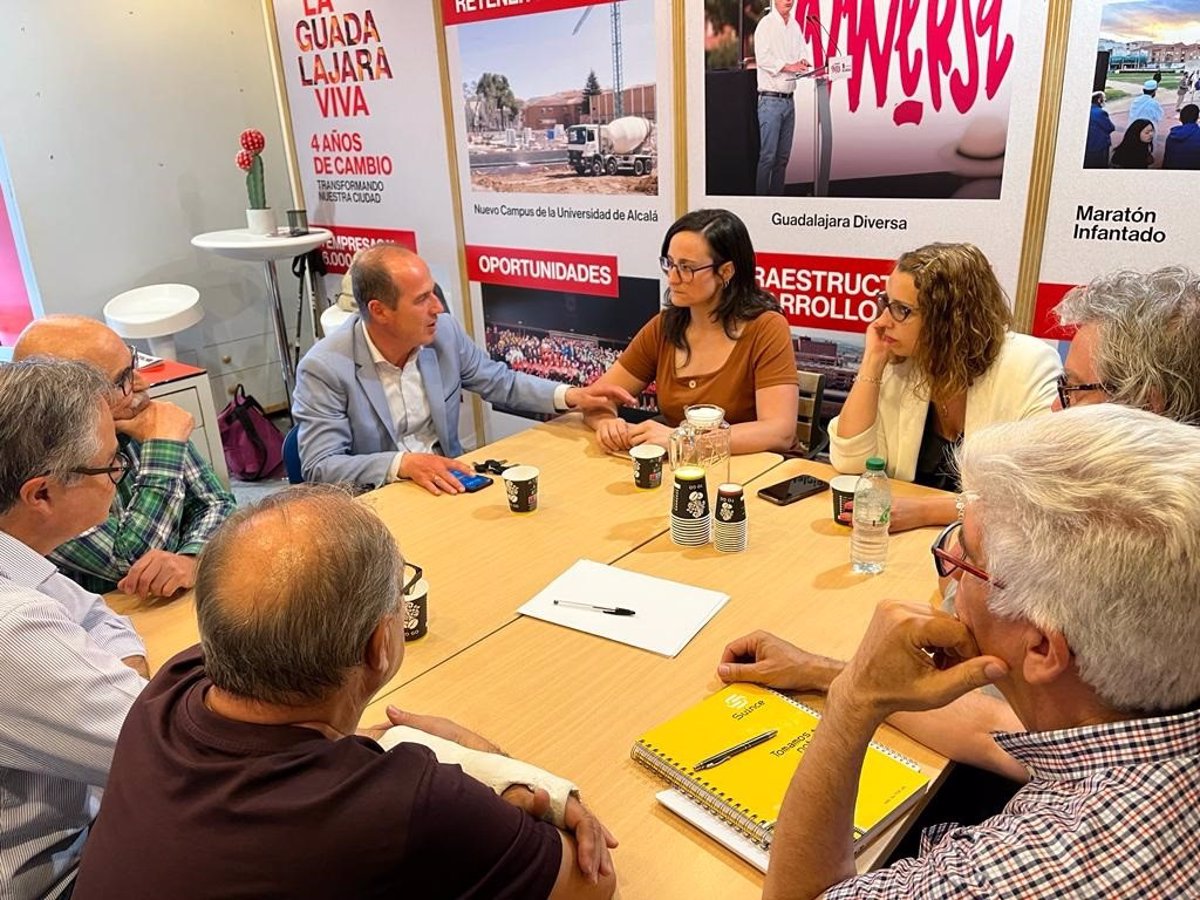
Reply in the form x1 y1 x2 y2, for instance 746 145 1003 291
112 345 138 396
874 293 919 323
401 562 423 596
70 447 132 486
659 256 718 283
930 521 1003 587
1055 373 1107 409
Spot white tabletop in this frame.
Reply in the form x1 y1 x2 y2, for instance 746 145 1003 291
191 227 332 262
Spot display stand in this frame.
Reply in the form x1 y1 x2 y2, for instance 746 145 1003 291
794 57 853 197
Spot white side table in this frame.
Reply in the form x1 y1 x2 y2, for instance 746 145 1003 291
191 228 331 403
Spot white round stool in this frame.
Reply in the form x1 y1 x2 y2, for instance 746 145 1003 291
104 284 203 360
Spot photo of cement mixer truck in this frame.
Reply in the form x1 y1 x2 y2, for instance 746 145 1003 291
567 116 656 177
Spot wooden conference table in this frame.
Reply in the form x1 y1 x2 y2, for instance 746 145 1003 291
110 416 950 898
109 415 783 688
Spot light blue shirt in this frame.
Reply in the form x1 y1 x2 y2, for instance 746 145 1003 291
0 530 145 899
1129 93 1164 128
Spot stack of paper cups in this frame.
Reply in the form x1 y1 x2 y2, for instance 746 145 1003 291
713 483 747 553
671 466 710 546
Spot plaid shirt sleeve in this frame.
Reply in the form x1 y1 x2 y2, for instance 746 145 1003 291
49 439 234 591
175 440 236 556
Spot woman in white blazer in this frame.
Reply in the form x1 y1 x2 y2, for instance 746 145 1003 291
830 243 1060 531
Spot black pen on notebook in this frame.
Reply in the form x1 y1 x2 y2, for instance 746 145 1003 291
552 599 636 616
693 729 778 771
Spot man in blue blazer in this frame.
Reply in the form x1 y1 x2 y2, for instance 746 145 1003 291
293 244 633 493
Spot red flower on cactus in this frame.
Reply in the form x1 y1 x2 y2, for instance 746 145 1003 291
235 149 255 171
239 129 266 154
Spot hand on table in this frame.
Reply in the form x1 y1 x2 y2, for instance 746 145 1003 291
115 400 195 444
565 383 636 414
384 705 501 753
627 420 672 449
117 550 196 599
838 496 930 533
717 630 844 693
832 601 1007 720
564 795 618 884
594 418 633 453
399 453 473 496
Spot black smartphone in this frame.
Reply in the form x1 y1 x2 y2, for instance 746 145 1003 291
452 470 493 492
757 474 829 506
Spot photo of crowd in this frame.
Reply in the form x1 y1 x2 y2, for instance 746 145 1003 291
481 276 663 419
1085 2 1200 170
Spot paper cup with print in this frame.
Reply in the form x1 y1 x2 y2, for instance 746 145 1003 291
502 465 539 513
402 576 429 641
671 466 709 521
715 483 747 524
830 475 858 524
631 444 666 489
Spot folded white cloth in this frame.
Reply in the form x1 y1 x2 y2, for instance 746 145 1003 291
377 725 578 828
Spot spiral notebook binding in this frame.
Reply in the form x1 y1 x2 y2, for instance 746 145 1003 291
632 738 772 848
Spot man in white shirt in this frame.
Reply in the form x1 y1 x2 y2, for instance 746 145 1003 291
294 244 634 493
1129 79 1164 130
0 357 148 899
754 0 811 195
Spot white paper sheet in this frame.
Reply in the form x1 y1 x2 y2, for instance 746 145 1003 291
517 559 729 657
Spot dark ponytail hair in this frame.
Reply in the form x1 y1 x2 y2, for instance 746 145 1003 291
660 208 779 360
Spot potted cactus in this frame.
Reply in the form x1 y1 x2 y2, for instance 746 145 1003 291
236 129 273 235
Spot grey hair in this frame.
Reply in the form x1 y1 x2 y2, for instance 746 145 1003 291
958 405 1200 713
195 484 404 706
350 243 412 313
1054 267 1200 424
0 357 110 514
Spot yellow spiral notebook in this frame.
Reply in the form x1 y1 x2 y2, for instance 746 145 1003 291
632 683 928 851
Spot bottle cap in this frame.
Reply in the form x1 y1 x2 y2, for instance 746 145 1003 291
865 457 886 471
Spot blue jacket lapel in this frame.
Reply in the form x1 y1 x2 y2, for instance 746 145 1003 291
351 321 400 445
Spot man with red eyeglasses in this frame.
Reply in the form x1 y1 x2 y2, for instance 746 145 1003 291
737 408 1200 898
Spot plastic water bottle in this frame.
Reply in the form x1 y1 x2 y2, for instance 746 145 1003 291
851 457 891 574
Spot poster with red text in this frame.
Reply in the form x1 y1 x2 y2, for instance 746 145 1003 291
1031 0 1200 338
441 0 676 439
271 0 462 313
689 0 1049 409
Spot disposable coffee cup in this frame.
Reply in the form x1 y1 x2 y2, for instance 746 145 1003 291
287 208 309 236
671 466 709 520
830 475 858 524
631 444 666 489
402 577 429 641
715 483 746 524
502 465 539 513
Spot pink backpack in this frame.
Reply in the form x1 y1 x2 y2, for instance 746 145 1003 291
218 385 284 481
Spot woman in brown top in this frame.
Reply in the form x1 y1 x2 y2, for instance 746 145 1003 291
585 209 799 453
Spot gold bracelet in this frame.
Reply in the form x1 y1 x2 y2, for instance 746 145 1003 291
854 373 883 385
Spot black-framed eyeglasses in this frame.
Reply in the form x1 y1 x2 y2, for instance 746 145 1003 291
69 447 132 486
873 293 919 323
931 521 1003 587
659 256 718 283
112 345 138 396
1055 373 1107 409
401 562 423 596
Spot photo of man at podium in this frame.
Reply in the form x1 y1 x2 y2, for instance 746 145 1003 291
753 0 812 195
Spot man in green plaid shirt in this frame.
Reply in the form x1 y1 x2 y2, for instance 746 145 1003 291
14 317 235 598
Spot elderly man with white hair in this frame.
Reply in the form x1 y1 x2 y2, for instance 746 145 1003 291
761 405 1200 898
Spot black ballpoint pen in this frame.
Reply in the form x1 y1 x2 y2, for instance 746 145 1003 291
693 729 779 771
552 599 637 616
